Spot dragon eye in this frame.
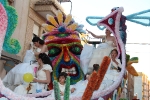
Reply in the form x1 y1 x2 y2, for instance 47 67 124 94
49 47 61 57
69 45 82 55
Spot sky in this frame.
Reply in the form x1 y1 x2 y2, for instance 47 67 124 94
61 0 150 78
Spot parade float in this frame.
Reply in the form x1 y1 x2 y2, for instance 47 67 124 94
0 0 150 100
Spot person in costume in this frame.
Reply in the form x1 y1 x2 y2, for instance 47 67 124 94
58 72 76 96
104 49 122 81
97 49 122 89
86 29 117 73
49 72 75 98
32 36 48 56
33 53 53 91
3 36 48 88
14 53 53 95
70 64 106 98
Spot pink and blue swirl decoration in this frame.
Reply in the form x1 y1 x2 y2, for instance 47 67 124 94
0 0 21 54
0 1 7 56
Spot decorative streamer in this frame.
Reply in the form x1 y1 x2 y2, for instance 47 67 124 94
53 80 61 100
94 56 111 90
126 55 139 76
0 0 21 54
64 76 70 100
82 71 98 100
0 3 7 57
81 57 115 100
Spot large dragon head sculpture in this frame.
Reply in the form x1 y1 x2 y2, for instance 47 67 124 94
42 11 85 84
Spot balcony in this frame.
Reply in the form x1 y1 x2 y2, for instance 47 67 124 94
34 0 65 19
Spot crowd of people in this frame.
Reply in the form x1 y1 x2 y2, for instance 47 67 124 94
2 28 122 98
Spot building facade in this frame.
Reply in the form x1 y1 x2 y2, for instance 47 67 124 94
0 0 65 79
127 72 135 100
10 0 64 60
134 72 149 100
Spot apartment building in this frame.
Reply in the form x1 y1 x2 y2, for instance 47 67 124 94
134 72 149 100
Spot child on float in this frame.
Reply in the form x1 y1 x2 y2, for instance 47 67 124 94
49 72 76 98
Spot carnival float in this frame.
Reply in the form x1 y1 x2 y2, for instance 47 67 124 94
0 0 150 100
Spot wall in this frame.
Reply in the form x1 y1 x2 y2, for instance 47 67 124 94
12 0 30 58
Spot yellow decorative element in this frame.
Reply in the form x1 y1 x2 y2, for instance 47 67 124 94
45 36 55 41
42 24 56 32
62 44 66 46
118 87 121 97
67 23 78 31
70 34 78 39
79 33 89 44
64 14 72 26
23 73 33 83
108 98 111 100
54 76 57 80
46 14 58 27
56 10 63 24
127 60 138 66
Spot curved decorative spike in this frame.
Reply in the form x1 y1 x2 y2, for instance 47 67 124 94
86 16 104 26
97 25 106 30
126 9 150 26
42 24 56 32
67 23 78 31
56 10 63 25
64 14 72 26
46 14 58 27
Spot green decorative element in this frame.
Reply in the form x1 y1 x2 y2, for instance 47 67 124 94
73 47 80 52
130 57 138 61
49 48 61 55
126 54 138 64
56 33 69 37
126 54 130 64
53 80 61 100
64 76 70 100
120 98 127 100
0 0 21 54
47 42 82 47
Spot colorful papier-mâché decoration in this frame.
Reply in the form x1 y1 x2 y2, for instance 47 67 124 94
0 0 21 54
42 11 84 84
86 7 150 45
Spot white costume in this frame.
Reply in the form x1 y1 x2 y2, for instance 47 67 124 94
49 83 75 98
36 64 52 90
3 50 38 86
88 38 114 73
71 58 121 97
105 58 122 82
80 44 95 74
3 47 49 86
14 64 52 95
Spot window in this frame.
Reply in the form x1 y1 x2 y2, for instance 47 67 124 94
33 24 40 37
